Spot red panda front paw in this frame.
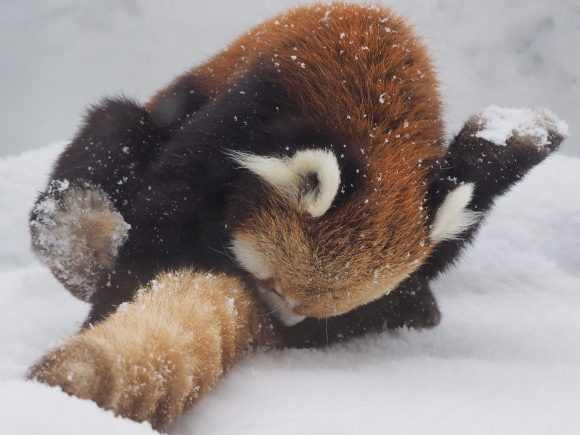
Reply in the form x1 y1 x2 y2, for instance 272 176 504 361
382 276 441 330
444 106 568 202
469 105 569 156
29 180 130 301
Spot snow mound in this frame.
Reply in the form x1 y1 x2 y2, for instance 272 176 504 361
474 105 569 147
1 142 579 434
0 380 156 435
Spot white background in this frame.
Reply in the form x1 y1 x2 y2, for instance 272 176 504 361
0 0 578 156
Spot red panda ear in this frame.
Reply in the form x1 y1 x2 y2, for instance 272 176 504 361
229 149 341 217
429 183 481 243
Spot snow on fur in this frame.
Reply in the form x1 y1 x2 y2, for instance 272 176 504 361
29 181 130 301
474 105 569 147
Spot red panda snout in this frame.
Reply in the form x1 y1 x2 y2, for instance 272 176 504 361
230 227 428 325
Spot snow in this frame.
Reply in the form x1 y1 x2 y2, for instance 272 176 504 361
1 381 157 435
2 144 579 435
474 105 569 147
29 179 130 301
1 1 580 434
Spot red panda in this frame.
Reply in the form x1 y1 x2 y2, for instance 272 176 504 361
27 1 566 430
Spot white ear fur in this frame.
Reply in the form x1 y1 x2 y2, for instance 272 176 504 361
230 149 341 218
430 183 481 243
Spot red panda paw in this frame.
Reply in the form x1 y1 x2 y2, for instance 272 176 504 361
383 276 441 330
29 180 130 301
469 105 569 155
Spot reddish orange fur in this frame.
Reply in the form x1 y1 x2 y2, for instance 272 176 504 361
151 2 445 317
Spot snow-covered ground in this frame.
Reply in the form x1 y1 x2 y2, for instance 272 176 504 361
1 145 579 434
1 1 579 434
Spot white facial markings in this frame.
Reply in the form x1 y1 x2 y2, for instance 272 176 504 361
230 237 272 280
229 149 341 218
230 237 306 326
256 285 306 326
430 183 481 243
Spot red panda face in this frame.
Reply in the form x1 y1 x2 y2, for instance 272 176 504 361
228 149 438 325
207 3 479 326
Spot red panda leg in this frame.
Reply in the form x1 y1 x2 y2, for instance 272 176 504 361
29 86 212 302
382 274 441 330
30 180 130 301
423 107 568 280
28 269 279 430
30 76 216 304
442 106 567 214
29 97 166 300
46 97 170 215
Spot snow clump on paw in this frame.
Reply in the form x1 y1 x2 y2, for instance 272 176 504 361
29 180 130 301
474 105 569 148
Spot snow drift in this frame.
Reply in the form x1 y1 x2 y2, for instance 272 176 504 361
1 141 579 434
